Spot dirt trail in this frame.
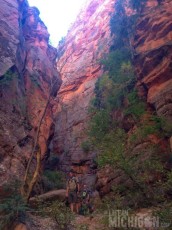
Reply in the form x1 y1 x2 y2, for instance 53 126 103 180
73 214 108 230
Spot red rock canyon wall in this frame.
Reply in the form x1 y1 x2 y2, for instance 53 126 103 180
0 0 61 186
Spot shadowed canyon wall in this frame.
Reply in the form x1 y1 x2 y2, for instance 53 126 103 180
0 0 61 186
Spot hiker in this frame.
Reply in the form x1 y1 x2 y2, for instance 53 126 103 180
66 170 80 213
79 184 93 215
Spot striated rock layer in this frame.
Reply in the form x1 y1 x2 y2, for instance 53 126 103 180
53 0 115 186
53 0 172 191
134 0 172 120
0 0 61 186
96 0 172 195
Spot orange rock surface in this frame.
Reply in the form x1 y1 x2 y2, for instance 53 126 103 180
0 0 61 185
53 0 115 177
134 0 172 119
53 0 172 191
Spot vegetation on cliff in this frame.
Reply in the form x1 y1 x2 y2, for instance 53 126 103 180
86 0 172 211
1 0 172 229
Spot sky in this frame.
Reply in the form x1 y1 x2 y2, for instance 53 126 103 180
28 0 87 46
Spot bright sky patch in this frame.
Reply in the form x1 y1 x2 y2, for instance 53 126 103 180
28 0 87 46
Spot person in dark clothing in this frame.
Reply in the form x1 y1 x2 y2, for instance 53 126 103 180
79 184 93 215
66 170 80 213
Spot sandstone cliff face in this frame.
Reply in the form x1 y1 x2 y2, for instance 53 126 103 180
53 0 172 193
134 0 172 121
53 0 115 186
96 0 172 196
0 0 61 186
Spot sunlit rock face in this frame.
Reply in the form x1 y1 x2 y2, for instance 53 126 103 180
53 0 115 185
134 0 172 120
0 0 61 185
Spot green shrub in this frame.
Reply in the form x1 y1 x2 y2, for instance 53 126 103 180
100 49 132 80
97 193 125 212
0 70 17 86
44 201 74 230
0 180 29 230
81 141 91 153
110 1 129 49
160 117 172 137
128 118 162 145
154 203 172 228
42 170 66 191
124 91 146 119
76 224 89 230
163 171 172 194
89 109 111 142
95 129 126 168
93 75 124 110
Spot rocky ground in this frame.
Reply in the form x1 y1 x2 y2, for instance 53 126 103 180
14 207 163 230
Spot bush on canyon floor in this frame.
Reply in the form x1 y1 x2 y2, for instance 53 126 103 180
42 201 74 230
0 180 29 230
154 202 172 228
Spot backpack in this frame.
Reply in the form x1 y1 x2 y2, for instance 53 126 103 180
68 177 77 191
82 190 88 199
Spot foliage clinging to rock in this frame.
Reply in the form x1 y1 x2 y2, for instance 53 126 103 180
0 69 17 86
87 0 171 210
